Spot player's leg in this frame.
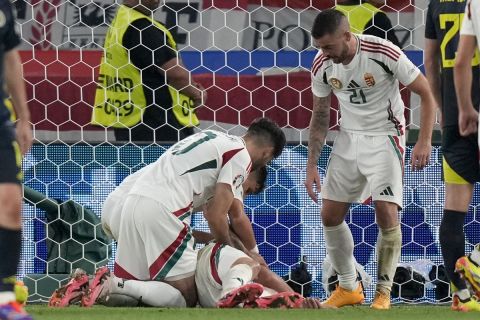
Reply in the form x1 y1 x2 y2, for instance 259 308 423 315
0 124 31 320
214 245 301 309
321 199 357 292
441 128 480 311
135 196 198 307
84 267 186 307
256 265 294 293
195 243 262 307
363 134 404 310
83 195 188 307
321 132 366 307
372 201 401 309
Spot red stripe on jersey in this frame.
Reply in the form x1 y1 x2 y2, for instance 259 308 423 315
221 148 244 168
246 160 252 174
311 54 325 71
210 243 223 285
361 41 400 58
172 202 193 218
114 262 138 280
149 225 189 279
387 100 404 135
361 47 399 61
361 40 401 58
312 56 329 76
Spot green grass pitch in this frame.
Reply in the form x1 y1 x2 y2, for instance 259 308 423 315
26 305 480 320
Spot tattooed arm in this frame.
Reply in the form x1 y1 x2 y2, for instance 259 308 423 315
304 94 331 202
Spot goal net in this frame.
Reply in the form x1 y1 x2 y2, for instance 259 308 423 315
14 0 475 304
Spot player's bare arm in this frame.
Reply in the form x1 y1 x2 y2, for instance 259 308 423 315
424 38 443 118
454 35 479 136
228 199 257 251
161 57 205 106
5 49 32 156
305 94 331 202
191 230 214 244
203 183 235 246
406 74 436 171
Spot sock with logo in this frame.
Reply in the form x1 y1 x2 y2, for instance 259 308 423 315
440 210 468 291
376 225 402 293
109 276 186 307
219 264 254 297
324 221 358 291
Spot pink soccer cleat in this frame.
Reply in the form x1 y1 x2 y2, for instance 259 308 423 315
48 268 89 307
245 292 304 309
81 266 111 307
217 283 264 308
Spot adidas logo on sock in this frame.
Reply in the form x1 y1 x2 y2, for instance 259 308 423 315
380 186 394 196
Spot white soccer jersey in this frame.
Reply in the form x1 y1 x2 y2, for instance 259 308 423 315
126 130 251 214
461 0 480 45
311 34 420 136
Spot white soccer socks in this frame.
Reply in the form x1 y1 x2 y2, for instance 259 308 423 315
220 264 254 298
324 221 358 291
376 225 402 293
110 277 186 307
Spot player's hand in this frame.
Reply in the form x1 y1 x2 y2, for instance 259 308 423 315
410 141 431 171
302 297 336 309
247 251 268 267
458 107 478 136
15 119 33 155
193 82 207 107
305 163 321 203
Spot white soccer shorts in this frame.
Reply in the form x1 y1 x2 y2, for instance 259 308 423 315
322 131 405 208
113 194 197 281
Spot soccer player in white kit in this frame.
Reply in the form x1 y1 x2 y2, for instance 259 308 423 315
304 9 436 309
85 117 286 307
455 0 480 139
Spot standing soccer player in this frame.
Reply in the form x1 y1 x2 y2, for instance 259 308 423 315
0 0 33 319
455 1 480 136
305 9 436 309
425 0 480 312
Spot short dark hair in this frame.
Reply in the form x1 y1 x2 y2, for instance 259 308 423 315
253 166 268 194
311 9 346 39
247 117 286 159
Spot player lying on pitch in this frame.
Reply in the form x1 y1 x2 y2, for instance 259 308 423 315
49 167 323 308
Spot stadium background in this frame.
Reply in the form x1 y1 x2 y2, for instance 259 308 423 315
11 0 480 303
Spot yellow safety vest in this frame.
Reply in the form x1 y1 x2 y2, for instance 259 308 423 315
337 3 382 34
92 5 199 128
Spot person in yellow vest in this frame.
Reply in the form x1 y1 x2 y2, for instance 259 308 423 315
92 0 205 143
336 0 400 47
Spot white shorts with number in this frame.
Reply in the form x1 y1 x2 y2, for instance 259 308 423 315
114 194 197 281
322 131 405 208
195 242 248 307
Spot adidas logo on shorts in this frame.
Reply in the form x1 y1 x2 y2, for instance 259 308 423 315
380 186 394 196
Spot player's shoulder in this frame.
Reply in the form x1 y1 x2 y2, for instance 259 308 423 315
468 0 480 16
358 34 402 62
311 50 332 77
213 131 247 151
